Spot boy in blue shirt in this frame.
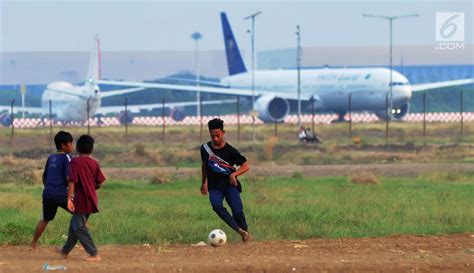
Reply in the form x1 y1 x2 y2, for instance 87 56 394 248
30 131 74 250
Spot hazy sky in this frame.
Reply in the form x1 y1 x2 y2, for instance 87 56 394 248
1 0 472 52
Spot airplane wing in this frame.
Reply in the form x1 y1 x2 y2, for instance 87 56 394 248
162 77 228 87
97 80 313 101
411 78 474 92
96 99 237 114
0 105 44 114
100 87 146 98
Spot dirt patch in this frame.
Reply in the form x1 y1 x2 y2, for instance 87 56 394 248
0 234 472 273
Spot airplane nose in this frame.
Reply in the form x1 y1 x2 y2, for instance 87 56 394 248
402 85 412 100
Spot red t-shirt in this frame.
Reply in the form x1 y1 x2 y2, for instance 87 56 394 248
69 156 106 214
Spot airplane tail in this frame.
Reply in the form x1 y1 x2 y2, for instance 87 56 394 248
86 35 101 84
220 12 247 76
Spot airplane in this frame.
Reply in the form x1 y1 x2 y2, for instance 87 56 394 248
0 36 234 126
97 12 474 123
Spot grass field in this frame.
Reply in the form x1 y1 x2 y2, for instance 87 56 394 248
1 122 474 170
0 175 472 246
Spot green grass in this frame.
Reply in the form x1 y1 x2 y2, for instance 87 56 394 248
0 176 472 246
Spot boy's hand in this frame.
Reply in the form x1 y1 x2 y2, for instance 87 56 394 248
229 173 238 186
67 199 75 212
200 183 208 196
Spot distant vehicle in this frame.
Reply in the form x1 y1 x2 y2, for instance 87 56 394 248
99 12 474 123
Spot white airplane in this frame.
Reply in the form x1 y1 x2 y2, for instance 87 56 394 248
98 12 474 123
0 36 233 126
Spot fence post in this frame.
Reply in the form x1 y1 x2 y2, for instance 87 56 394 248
237 96 240 144
124 98 128 152
49 100 53 151
10 99 15 149
311 98 315 134
385 93 389 141
460 90 464 141
86 98 91 135
200 96 203 142
348 93 352 139
423 92 426 144
162 98 165 144
274 119 278 136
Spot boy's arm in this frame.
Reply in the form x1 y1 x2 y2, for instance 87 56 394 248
42 160 48 186
67 180 75 212
96 166 106 189
200 161 208 196
230 161 249 186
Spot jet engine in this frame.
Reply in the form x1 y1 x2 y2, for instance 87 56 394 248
0 114 12 127
170 107 186 122
254 95 290 123
117 111 133 125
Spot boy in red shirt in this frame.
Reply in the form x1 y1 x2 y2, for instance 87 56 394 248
60 135 105 261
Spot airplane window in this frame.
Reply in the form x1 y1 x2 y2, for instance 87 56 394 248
389 82 408 86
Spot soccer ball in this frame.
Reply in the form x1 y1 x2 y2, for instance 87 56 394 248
208 229 226 247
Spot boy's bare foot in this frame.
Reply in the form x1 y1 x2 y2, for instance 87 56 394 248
56 248 68 259
28 244 37 251
84 255 101 262
237 228 251 243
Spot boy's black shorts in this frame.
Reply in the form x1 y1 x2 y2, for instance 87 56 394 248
42 198 69 221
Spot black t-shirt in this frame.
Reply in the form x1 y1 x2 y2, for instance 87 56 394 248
201 141 247 190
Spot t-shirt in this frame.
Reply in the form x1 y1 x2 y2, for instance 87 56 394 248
42 152 72 201
201 142 247 190
69 156 106 214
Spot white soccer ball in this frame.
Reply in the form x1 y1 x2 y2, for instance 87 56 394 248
208 229 227 247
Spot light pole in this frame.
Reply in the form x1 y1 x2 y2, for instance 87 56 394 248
296 25 302 125
363 13 419 119
20 84 26 119
244 11 262 111
191 32 203 117
244 11 262 143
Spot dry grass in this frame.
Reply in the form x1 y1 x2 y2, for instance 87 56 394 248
264 136 279 161
149 170 174 184
349 171 380 185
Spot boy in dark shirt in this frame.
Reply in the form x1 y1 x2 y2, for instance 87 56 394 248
200 118 251 242
60 134 105 261
30 131 74 250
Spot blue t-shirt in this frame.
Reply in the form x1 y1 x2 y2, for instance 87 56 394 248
42 153 72 201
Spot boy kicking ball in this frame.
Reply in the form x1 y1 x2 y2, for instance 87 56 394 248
200 118 251 242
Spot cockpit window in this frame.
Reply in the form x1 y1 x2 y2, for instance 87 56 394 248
389 82 409 87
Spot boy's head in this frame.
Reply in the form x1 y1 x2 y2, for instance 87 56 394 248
208 118 225 146
54 131 73 152
76 135 94 154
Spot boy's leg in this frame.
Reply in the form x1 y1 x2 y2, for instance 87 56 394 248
224 187 248 231
209 189 240 231
31 199 60 250
71 214 99 258
30 220 49 250
62 215 79 256
224 187 250 242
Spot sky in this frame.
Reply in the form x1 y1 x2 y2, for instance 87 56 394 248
0 0 472 53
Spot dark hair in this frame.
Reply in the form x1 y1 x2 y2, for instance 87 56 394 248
54 131 73 150
76 135 94 154
208 118 224 131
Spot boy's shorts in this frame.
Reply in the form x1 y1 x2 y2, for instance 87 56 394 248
42 198 69 221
